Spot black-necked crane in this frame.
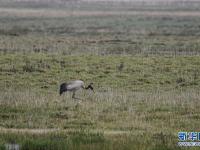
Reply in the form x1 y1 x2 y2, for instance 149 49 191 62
59 80 94 99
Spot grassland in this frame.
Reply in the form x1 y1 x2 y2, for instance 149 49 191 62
0 0 200 149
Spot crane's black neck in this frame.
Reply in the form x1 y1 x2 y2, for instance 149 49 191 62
85 84 93 91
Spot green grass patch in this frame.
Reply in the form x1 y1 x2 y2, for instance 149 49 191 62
1 54 200 91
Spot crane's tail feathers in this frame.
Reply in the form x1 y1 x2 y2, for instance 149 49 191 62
60 83 67 95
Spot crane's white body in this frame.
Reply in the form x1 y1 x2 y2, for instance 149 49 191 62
66 80 84 91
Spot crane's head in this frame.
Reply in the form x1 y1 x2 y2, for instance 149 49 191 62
59 83 67 95
86 83 94 93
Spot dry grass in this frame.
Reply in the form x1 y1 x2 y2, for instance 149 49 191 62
0 88 200 149
1 8 200 18
0 88 199 130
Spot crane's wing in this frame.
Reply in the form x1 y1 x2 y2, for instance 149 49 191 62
66 80 84 91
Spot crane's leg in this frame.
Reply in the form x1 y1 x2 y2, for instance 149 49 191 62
72 91 75 99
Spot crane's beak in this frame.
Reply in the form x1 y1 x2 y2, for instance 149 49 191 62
90 86 95 93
